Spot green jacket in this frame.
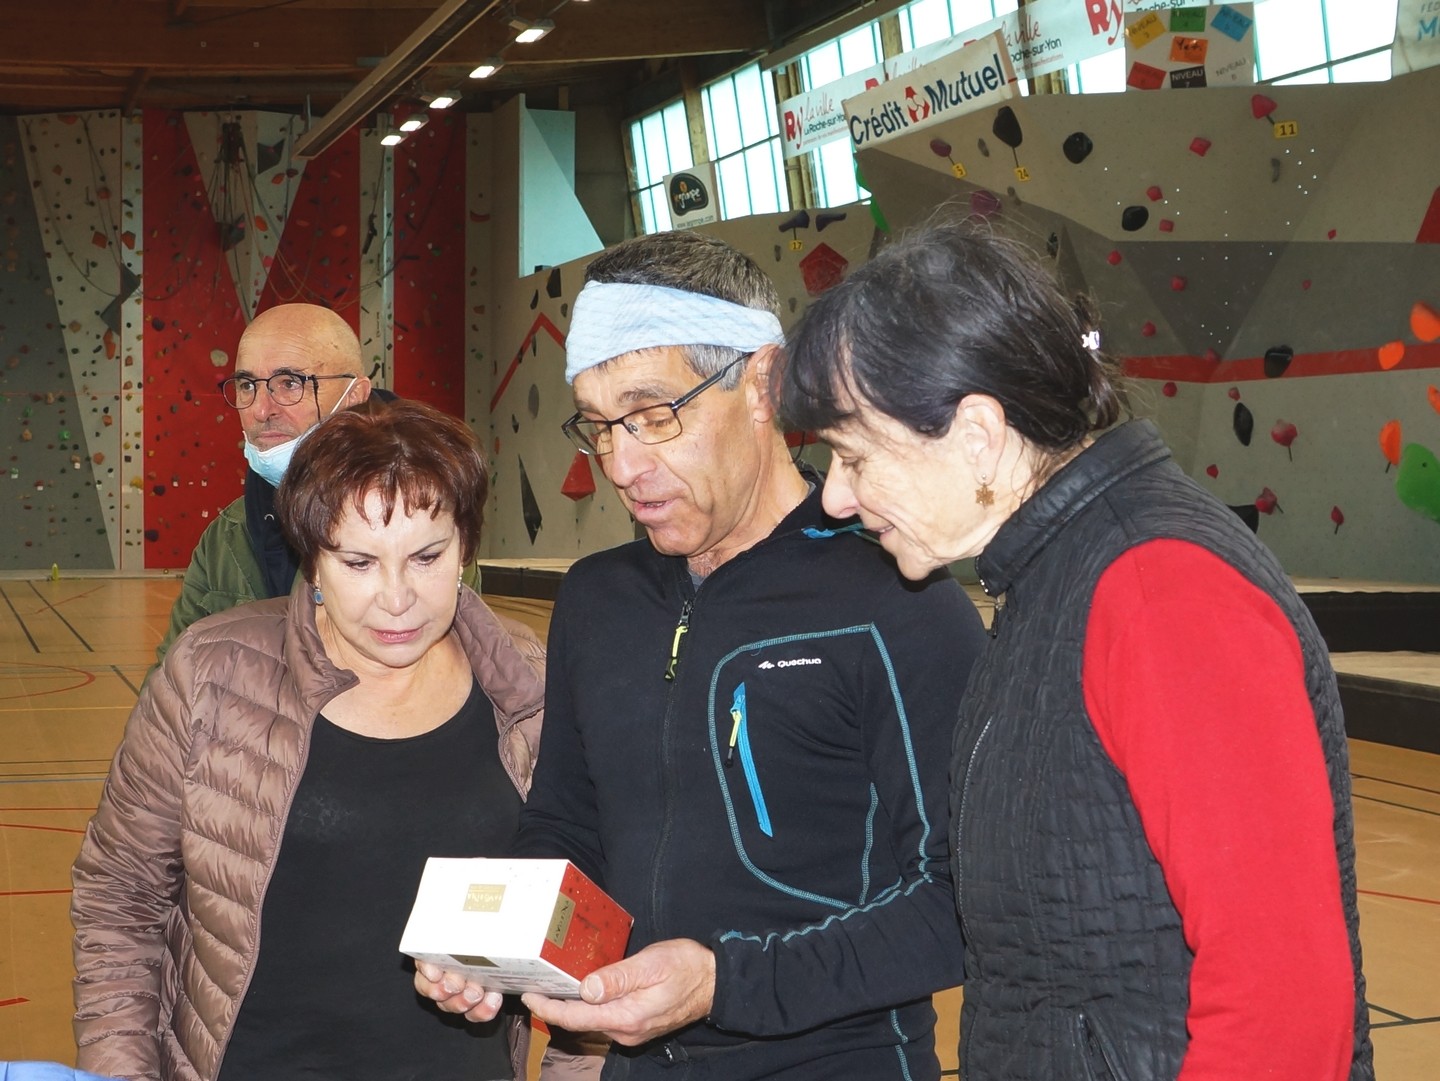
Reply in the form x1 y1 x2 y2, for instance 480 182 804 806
156 494 483 664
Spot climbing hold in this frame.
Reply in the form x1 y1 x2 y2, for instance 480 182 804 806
1412 301 1440 342
1146 185 1164 202
1171 276 1186 291
1162 381 1177 397
1107 250 1123 266
1062 132 1094 164
1121 206 1149 231
1378 341 1406 370
1234 402 1254 445
1189 137 1212 156
1263 345 1293 378
1271 420 1298 460
1379 420 1402 467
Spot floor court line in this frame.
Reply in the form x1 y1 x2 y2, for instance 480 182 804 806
0 585 38 652
26 581 93 651
1358 888 1440 907
0 997 31 1009
0 822 86 835
1353 793 1440 818
1351 773 1440 797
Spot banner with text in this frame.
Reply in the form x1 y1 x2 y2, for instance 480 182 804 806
781 0 1232 158
1123 4 1256 91
844 30 1018 151
1393 0 1440 75
779 63 885 159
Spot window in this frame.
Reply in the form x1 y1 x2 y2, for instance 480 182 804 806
897 0 1018 51
702 63 787 219
796 24 885 208
627 100 693 234
1259 0 1399 83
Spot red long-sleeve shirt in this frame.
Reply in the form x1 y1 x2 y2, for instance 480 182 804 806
1082 539 1356 1081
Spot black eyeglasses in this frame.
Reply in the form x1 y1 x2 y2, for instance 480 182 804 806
218 372 357 409
561 354 750 457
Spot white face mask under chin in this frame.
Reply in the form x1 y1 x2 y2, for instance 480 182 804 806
242 376 358 488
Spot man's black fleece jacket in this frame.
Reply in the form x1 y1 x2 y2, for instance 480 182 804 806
515 480 987 1079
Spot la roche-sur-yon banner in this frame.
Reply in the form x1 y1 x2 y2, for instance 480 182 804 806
843 30 1019 151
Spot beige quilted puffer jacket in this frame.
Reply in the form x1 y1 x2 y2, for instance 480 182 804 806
71 584 575 1081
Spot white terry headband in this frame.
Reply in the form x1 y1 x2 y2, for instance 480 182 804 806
564 281 785 384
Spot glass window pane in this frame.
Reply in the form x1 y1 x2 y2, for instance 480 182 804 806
838 25 881 74
905 0 954 47
706 79 744 158
806 42 843 89
991 0 1018 16
1327 0 1399 56
1255 0 1327 80
663 101 694 172
742 142 783 216
1075 48 1126 94
637 186 657 234
735 65 772 146
628 123 650 189
815 139 860 207
716 153 751 219
639 112 667 186
948 0 994 32
1330 49 1393 82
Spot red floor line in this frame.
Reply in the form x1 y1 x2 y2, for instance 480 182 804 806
1358 888 1440 907
0 820 87 835
0 888 72 897
0 996 30 1008
0 807 96 811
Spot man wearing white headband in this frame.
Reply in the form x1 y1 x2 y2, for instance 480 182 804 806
418 230 985 1080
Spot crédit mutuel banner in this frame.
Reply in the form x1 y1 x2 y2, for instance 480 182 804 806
779 0 1214 160
843 30 1018 151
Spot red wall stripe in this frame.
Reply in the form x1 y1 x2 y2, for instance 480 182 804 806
1125 342 1440 384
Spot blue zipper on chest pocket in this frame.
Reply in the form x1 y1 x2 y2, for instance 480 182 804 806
728 683 773 837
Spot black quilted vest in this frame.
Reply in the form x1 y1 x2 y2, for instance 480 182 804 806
951 420 1372 1081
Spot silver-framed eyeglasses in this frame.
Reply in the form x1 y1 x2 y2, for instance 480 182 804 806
218 372 358 410
562 353 750 457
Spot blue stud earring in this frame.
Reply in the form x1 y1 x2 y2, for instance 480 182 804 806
312 586 324 605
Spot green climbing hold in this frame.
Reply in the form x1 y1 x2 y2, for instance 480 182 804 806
1396 443 1440 524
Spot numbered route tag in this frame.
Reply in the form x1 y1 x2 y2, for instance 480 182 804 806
1273 120 1299 139
789 238 804 252
1014 166 1031 182
951 162 967 179
1126 12 1165 49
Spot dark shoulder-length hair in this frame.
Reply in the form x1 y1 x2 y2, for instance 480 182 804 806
778 221 1125 457
277 398 487 580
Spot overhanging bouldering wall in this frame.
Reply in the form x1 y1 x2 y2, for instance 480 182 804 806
856 65 1440 582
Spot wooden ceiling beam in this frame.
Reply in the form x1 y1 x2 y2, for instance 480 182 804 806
1 0 770 70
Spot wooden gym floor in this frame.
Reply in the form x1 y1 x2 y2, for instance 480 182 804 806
0 577 1437 1075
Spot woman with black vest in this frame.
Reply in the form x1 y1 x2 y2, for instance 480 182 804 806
776 223 1372 1081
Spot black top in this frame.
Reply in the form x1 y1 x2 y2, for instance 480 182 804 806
515 468 987 1080
218 677 520 1081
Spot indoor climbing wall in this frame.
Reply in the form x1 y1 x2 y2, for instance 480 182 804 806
7 112 138 570
855 64 1440 582
478 205 876 559
390 111 467 417
0 105 468 572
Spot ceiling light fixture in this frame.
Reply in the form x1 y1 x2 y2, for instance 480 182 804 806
427 91 461 109
294 0 500 159
508 17 554 43
399 109 430 132
469 57 506 78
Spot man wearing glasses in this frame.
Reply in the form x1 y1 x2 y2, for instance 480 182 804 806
418 230 985 1079
154 303 372 661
